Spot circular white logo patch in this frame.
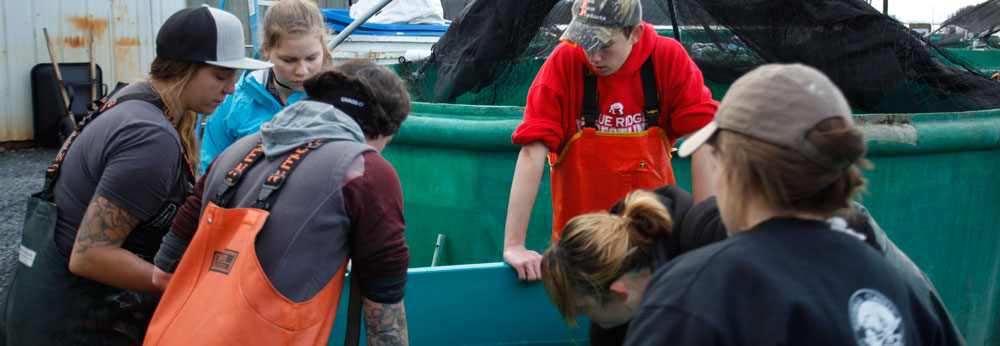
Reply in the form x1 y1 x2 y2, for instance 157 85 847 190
848 288 904 346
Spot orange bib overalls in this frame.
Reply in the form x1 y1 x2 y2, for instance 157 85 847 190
144 139 348 346
548 58 676 240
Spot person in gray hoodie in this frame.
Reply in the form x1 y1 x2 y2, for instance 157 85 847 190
148 59 412 345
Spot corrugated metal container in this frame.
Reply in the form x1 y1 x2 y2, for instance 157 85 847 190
0 0 186 143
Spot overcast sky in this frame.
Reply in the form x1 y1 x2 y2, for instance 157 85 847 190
882 0 984 23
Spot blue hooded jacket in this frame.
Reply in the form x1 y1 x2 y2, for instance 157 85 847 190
199 68 307 172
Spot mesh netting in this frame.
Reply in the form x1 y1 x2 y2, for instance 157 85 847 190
404 0 1000 113
934 0 1000 48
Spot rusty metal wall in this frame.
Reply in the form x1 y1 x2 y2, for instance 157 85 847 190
0 0 186 143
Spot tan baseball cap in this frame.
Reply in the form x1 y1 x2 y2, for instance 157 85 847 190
678 63 856 170
560 0 643 51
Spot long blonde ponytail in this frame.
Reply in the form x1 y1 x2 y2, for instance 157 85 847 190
149 57 204 174
540 189 674 327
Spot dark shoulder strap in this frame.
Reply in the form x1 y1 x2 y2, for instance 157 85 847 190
344 275 363 346
211 141 265 207
35 88 168 201
88 82 129 112
639 57 661 129
209 139 329 211
581 67 600 128
251 139 328 210
581 59 660 130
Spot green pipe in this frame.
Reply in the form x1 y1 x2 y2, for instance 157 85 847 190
410 102 526 119
394 103 1000 156
393 115 522 151
858 111 1000 156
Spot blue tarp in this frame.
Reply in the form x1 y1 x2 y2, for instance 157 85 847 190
321 8 449 36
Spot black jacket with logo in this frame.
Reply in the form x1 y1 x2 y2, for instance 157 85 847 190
624 217 945 346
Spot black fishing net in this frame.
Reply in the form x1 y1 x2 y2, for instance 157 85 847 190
934 0 1000 48
409 0 1000 113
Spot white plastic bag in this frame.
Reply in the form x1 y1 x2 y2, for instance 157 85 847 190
350 0 446 25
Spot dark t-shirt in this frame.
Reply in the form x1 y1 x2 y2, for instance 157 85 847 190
594 185 726 346
53 82 188 261
625 217 945 346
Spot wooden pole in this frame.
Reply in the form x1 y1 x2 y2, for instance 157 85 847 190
43 28 75 124
89 18 97 102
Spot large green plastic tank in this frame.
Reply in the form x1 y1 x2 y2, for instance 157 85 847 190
368 102 999 345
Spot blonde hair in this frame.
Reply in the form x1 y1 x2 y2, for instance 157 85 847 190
714 117 871 215
540 190 673 327
262 0 332 65
149 57 204 173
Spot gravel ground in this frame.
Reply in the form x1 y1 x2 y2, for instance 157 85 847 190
0 147 59 296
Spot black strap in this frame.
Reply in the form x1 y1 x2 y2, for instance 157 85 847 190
581 67 600 128
211 139 328 211
639 57 661 128
36 90 169 202
252 139 327 210
211 142 265 207
580 57 661 129
89 82 129 112
344 274 363 346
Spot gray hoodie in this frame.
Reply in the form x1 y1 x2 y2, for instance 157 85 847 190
259 100 366 156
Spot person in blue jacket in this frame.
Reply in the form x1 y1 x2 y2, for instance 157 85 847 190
200 0 330 171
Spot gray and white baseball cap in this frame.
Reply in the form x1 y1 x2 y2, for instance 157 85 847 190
156 5 272 70
678 63 857 170
560 0 643 51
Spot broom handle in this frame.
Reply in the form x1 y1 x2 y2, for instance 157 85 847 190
43 28 75 123
89 22 96 102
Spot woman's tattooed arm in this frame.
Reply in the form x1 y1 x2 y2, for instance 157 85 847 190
363 298 408 346
68 194 161 294
74 195 139 253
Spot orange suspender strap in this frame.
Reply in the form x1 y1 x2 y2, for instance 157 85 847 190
210 138 329 211
36 90 185 201
252 139 327 210
211 141 265 207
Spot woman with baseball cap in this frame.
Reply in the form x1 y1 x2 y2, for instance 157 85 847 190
623 64 945 345
0 6 269 344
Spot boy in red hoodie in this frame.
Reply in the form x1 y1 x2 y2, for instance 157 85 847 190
503 0 719 281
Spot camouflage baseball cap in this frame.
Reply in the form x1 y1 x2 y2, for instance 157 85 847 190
560 0 643 51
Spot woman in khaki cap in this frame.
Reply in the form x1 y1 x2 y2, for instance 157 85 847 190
624 64 946 345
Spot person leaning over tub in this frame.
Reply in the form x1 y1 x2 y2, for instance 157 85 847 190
503 0 719 281
0 6 270 344
623 63 946 345
146 60 410 345
540 186 726 346
199 0 330 172
541 187 964 345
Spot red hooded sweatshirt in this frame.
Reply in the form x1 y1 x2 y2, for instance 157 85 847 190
512 22 718 153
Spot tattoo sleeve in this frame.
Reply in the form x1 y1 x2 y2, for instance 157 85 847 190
363 298 409 346
75 195 140 254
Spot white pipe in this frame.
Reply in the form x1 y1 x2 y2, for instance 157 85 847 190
328 0 394 51
431 234 446 267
